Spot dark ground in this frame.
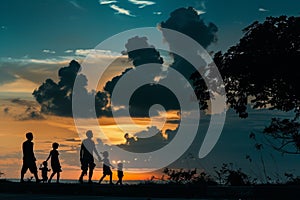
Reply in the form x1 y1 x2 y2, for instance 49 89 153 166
1 181 300 199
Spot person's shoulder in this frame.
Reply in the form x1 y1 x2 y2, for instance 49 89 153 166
23 140 31 145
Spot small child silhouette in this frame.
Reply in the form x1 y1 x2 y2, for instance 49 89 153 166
115 162 124 185
46 142 62 183
98 151 114 184
39 161 51 183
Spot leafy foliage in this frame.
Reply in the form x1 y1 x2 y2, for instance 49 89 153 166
162 167 216 185
213 163 253 186
214 16 300 118
192 15 300 153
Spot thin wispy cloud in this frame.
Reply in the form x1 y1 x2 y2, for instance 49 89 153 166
69 0 84 10
110 4 135 17
128 0 155 8
64 49 74 53
42 49 56 54
99 0 118 5
258 7 269 12
153 11 162 15
1 26 7 30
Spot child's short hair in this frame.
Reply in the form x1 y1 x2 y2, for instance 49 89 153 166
26 132 33 140
43 161 48 166
102 151 109 157
52 142 59 149
117 163 123 168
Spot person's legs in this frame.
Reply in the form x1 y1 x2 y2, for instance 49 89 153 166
56 172 60 183
109 173 113 184
20 165 28 182
79 162 88 183
99 174 106 184
88 162 96 183
33 172 39 183
48 172 56 183
29 162 39 183
88 168 93 182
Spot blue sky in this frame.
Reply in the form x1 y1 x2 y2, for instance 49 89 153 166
1 0 299 59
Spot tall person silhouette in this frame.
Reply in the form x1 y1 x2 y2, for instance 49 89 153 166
79 130 101 184
46 142 62 183
20 132 40 183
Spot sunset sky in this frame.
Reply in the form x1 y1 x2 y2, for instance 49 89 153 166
1 0 300 182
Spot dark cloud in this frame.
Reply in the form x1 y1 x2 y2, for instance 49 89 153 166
159 7 219 110
16 106 45 121
103 68 132 95
125 36 163 66
7 98 45 120
160 7 218 49
117 126 178 153
10 98 36 107
3 107 9 114
103 36 180 118
33 60 111 117
65 138 82 142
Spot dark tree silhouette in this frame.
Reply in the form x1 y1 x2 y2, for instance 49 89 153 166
193 16 300 153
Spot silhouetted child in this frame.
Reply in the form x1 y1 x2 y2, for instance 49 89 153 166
115 163 124 185
39 161 51 183
20 132 40 183
98 151 114 184
46 142 62 183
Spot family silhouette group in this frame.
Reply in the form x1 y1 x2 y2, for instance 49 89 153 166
20 131 124 185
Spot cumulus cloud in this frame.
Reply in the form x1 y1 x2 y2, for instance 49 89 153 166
33 60 111 117
102 36 182 117
160 7 217 49
42 49 56 54
109 4 135 17
128 0 156 8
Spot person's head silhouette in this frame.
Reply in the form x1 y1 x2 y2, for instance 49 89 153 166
86 130 93 139
117 163 123 169
102 151 109 158
26 132 33 141
52 142 59 149
42 161 48 167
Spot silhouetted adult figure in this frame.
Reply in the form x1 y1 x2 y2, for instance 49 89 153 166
20 132 40 183
79 130 101 183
